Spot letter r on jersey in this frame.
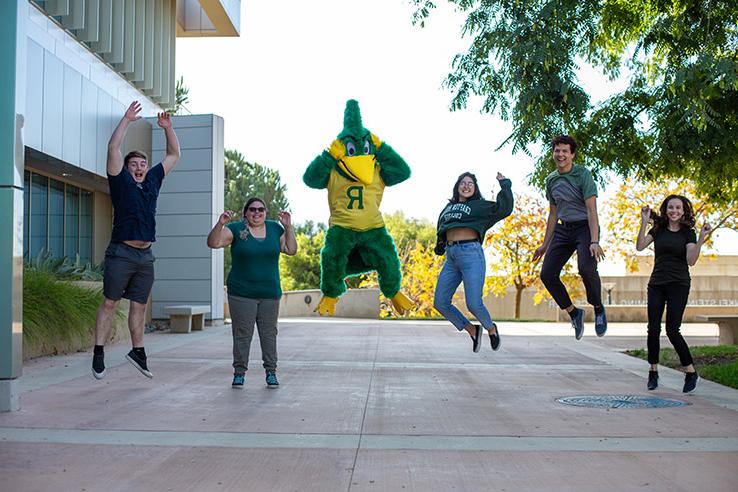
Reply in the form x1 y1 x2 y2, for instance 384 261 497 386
346 186 364 209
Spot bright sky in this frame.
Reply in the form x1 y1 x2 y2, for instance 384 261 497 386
175 0 736 270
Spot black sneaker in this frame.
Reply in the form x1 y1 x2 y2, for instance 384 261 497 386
647 371 658 390
683 371 699 393
469 324 482 353
488 322 501 351
265 371 279 388
595 309 608 337
92 353 106 380
570 308 584 340
125 349 153 378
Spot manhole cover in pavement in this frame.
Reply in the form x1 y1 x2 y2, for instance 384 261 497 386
556 395 690 409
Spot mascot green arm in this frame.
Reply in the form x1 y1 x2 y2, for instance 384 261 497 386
375 140 411 186
303 151 335 189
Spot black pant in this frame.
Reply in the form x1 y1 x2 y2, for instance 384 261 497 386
647 283 693 366
540 223 602 310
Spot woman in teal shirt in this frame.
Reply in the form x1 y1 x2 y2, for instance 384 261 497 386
207 197 297 388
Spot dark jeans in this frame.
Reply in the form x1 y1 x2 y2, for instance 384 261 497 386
647 283 693 366
540 223 602 310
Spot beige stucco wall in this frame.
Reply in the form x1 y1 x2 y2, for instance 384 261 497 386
93 191 112 265
279 289 380 319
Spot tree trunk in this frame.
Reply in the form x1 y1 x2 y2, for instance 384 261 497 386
515 286 524 319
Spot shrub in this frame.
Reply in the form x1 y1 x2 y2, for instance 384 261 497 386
23 266 104 355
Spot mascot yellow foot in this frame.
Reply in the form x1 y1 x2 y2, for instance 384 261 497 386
390 292 414 315
315 296 339 316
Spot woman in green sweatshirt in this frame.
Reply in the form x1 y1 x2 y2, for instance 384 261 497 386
434 172 514 352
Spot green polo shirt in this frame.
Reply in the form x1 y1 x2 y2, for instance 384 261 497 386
226 220 284 299
544 165 597 222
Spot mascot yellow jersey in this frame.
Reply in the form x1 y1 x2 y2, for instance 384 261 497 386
327 166 385 231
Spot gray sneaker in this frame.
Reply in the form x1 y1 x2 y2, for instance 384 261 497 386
595 309 608 337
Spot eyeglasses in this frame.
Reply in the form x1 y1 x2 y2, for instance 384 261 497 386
247 207 266 213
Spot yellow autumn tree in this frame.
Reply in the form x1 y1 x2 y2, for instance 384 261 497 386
604 178 738 272
359 213 443 317
484 193 582 319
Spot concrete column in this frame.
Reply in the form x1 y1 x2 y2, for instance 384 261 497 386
0 1 24 412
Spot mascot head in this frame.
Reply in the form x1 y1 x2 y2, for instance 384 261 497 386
335 99 377 185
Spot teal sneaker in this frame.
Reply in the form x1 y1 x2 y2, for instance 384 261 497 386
232 374 245 388
265 371 279 388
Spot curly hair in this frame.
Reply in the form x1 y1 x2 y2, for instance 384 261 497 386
449 172 484 203
650 194 696 232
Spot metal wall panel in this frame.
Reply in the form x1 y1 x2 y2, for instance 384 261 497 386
25 40 44 151
61 0 85 30
77 0 100 43
61 65 82 164
92 0 112 53
131 0 145 82
42 51 64 159
119 0 135 73
79 77 98 173
95 89 112 176
103 0 124 63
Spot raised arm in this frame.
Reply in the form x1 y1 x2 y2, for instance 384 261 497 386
304 140 342 189
157 112 180 175
533 203 558 262
686 223 712 266
207 211 235 249
373 134 411 186
635 206 654 251
107 101 142 176
278 211 298 256
493 172 514 219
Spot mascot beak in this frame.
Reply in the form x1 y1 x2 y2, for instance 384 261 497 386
338 155 375 185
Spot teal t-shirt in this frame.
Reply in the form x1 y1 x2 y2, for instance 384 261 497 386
226 220 285 299
544 165 597 222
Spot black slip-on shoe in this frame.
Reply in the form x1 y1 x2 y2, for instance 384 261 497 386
126 349 153 378
469 324 482 353
488 322 501 351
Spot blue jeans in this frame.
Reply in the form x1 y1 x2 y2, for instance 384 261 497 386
433 242 493 331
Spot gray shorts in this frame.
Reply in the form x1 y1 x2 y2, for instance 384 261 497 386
103 242 155 304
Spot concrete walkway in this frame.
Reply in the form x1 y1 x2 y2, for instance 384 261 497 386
1 320 737 491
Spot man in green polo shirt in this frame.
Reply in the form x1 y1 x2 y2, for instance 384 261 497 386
533 135 607 339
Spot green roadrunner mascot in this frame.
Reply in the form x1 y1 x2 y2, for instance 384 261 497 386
303 99 414 316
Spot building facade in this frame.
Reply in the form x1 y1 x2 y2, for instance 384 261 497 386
1 0 240 411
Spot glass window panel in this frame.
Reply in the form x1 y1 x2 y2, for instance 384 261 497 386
24 171 30 260
30 174 48 259
79 189 93 264
48 179 65 258
65 185 80 259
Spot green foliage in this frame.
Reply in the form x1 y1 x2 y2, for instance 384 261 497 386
23 267 104 352
412 0 738 203
223 149 290 278
280 223 326 291
167 76 190 115
27 249 103 281
224 149 289 217
383 211 436 251
626 345 738 389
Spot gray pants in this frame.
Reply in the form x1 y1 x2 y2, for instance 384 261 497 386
228 294 279 375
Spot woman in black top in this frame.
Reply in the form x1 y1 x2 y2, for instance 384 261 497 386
636 194 711 393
